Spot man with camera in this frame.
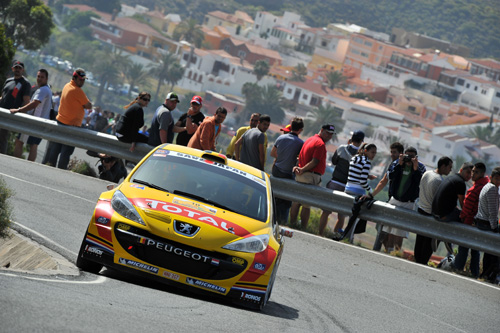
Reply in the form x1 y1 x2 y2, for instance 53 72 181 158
382 146 426 252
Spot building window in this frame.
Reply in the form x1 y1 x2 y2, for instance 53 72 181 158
496 92 500 98
445 143 451 148
474 86 478 91
321 40 327 47
223 45 230 52
302 94 308 100
481 89 487 95
364 41 372 47
457 78 465 86
466 83 470 88
237 50 246 58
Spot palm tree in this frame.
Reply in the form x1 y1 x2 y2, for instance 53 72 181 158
253 60 270 82
123 63 149 97
290 63 307 82
466 125 493 142
304 104 345 137
173 18 204 69
260 84 285 124
166 62 185 91
93 49 129 105
149 52 178 101
326 71 347 90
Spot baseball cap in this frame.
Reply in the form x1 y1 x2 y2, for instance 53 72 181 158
322 124 336 134
73 68 87 79
350 130 365 142
280 124 291 133
191 95 202 105
166 92 179 102
12 60 24 68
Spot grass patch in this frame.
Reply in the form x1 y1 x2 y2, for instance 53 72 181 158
68 157 97 177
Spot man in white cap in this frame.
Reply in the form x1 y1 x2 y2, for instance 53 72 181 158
148 92 179 146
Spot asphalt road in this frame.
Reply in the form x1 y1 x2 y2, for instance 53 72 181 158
1 154 499 332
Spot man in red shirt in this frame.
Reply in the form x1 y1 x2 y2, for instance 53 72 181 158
453 162 488 277
290 124 335 230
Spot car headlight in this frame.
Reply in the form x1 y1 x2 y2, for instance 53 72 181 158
223 234 269 253
111 190 145 225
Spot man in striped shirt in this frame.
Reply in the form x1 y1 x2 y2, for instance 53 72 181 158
475 167 500 280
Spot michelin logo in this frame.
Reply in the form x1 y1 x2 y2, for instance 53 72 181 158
186 277 226 293
119 258 159 274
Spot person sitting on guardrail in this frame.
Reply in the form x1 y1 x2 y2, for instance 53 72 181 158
414 156 453 265
270 117 304 225
370 142 404 252
451 162 488 277
115 92 151 152
474 166 500 283
383 147 426 252
0 60 31 155
320 130 364 235
290 124 335 231
45 68 92 169
10 69 52 162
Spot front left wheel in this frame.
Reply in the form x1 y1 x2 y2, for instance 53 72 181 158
76 232 103 274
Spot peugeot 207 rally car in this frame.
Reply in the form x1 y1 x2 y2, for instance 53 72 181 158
76 144 292 310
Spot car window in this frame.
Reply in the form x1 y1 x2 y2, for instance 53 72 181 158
131 150 268 222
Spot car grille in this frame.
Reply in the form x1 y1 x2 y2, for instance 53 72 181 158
114 223 247 280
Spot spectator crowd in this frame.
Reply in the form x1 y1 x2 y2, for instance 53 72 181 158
1 62 499 284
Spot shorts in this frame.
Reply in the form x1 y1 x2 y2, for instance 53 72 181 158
17 133 42 145
295 172 321 208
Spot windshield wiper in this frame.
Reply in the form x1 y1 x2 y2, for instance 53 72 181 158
173 190 234 212
133 179 170 193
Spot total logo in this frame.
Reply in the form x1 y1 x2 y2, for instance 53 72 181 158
240 292 261 302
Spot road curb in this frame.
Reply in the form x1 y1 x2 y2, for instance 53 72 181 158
0 229 79 276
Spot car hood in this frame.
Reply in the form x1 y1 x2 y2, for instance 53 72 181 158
120 186 270 249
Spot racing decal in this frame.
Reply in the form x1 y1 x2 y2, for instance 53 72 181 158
186 277 226 293
130 184 145 190
94 200 113 242
139 237 212 263
253 263 266 271
173 197 217 215
132 198 252 237
153 150 169 157
162 270 180 281
118 258 159 274
117 223 131 231
232 257 245 266
211 258 220 266
231 283 267 295
239 245 276 282
240 292 262 302
84 245 103 257
86 234 114 254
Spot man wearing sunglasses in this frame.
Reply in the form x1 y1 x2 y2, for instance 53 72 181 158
174 95 205 146
45 68 92 169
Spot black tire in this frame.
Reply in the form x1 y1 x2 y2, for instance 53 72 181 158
257 255 280 311
76 233 103 274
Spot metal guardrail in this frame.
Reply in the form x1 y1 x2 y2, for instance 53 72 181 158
2 108 500 256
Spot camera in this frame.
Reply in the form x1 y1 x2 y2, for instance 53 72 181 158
402 154 412 163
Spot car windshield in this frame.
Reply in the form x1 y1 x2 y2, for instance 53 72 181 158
131 150 269 222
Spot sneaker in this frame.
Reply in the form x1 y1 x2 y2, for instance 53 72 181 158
331 232 344 241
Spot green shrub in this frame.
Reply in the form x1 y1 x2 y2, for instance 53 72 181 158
0 177 13 239
68 157 97 177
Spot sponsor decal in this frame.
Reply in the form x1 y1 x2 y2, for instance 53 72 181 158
232 257 245 266
84 245 103 256
162 271 180 281
173 197 217 215
117 223 131 231
174 220 200 237
231 285 267 295
133 199 249 236
96 216 110 225
130 184 145 190
86 235 114 254
140 237 211 263
240 292 261 302
186 277 226 293
211 258 220 266
253 263 266 271
153 150 169 157
118 258 159 274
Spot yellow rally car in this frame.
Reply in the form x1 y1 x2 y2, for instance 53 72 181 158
76 145 292 310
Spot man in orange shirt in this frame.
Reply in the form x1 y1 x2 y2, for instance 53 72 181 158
187 107 227 151
46 68 92 169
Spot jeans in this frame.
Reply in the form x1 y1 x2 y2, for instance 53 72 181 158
454 246 480 278
272 165 293 224
46 141 75 169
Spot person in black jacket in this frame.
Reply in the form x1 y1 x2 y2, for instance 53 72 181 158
115 92 151 151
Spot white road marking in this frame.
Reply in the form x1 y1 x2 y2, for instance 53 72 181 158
0 172 95 203
14 221 78 256
0 271 107 284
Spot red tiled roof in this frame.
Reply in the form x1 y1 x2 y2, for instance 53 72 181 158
469 58 500 70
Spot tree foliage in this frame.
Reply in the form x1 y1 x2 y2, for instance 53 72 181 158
290 63 307 82
55 0 120 14
0 24 16 84
241 82 285 124
326 71 347 90
253 60 270 82
63 10 99 32
172 18 204 48
149 52 183 101
304 104 344 137
1 0 54 50
123 63 150 97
